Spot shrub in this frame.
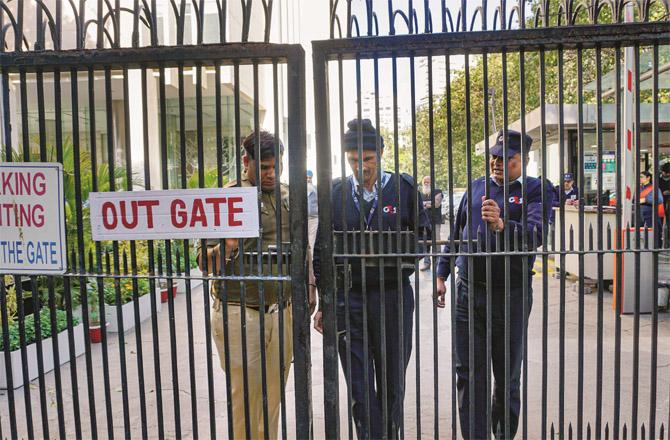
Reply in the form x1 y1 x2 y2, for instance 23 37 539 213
0 308 80 352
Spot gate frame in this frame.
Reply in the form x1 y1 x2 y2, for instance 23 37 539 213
312 21 670 439
0 42 313 439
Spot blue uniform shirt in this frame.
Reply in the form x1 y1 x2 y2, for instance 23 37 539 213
314 172 431 289
436 176 553 288
553 185 579 207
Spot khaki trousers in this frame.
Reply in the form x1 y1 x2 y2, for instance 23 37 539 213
211 303 293 440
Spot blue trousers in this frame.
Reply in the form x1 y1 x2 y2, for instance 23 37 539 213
454 280 532 440
337 282 414 440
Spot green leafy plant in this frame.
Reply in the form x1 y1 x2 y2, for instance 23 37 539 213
102 277 151 306
186 167 223 189
0 308 80 352
1 285 18 326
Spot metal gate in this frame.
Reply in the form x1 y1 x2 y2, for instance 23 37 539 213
313 1 670 439
0 2 311 439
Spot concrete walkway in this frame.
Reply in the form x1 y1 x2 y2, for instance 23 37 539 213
1 265 668 439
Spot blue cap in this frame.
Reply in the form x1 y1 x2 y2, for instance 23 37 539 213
564 172 574 181
306 170 314 178
490 130 533 158
343 118 385 151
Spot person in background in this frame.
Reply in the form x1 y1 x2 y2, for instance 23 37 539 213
658 162 670 225
435 129 552 439
419 175 443 271
554 172 579 208
638 171 664 246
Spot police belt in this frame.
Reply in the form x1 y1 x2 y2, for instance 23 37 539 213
231 245 292 274
214 298 291 314
245 299 291 314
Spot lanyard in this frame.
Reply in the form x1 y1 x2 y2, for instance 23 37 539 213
351 182 379 231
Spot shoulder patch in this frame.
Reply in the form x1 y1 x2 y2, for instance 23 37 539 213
400 173 418 188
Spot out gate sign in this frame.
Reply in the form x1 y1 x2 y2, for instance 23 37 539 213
89 188 260 241
0 163 66 274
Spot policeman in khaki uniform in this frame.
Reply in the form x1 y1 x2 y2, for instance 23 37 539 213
199 130 313 440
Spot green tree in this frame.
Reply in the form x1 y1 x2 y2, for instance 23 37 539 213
405 1 668 189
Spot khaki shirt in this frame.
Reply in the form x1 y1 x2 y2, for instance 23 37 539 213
198 175 292 306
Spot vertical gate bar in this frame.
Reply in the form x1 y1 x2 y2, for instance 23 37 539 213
340 55 354 440
410 52 421 440
38 65 69 438
162 64 182 438
372 54 389 440
0 267 17 438
391 54 404 440
227 62 243 438
427 51 439 440
60 64 90 440
217 63 235 438
28 271 48 440
649 41 660 440
312 46 339 440
613 44 623 440
34 0 42 49
203 63 217 438
339 55 353 440
577 47 585 440
464 49 476 440
538 46 547 440
352 54 362 439
501 47 512 440
140 66 165 438
14 248 32 438
104 65 131 439
17 67 34 440
271 59 288 440
519 45 530 440
557 46 566 440
286 46 310 440
121 66 148 438
232 60 252 440
35 67 54 440
482 46 493 440
16 0 23 52
354 54 372 440
88 66 115 438
251 61 271 440
444 52 458 440
633 43 642 440
595 45 604 440
0 62 18 440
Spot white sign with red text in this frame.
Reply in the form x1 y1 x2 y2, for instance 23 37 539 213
0 162 66 274
89 188 260 241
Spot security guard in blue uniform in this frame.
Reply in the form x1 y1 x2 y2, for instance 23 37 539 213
435 130 552 439
554 172 579 207
313 118 431 439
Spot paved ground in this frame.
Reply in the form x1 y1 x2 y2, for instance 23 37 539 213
1 262 669 439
